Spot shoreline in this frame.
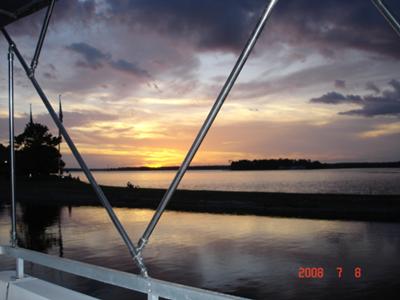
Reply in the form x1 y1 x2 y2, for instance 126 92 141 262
65 165 400 172
1 179 400 222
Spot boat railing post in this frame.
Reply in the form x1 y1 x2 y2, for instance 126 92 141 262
7 43 21 277
148 293 159 300
372 0 400 37
1 28 148 277
16 257 24 279
137 0 280 252
8 45 17 249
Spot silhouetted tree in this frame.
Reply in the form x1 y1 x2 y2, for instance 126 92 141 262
15 122 64 177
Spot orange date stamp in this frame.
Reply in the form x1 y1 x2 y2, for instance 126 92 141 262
298 266 362 279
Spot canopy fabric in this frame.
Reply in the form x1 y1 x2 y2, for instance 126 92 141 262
0 0 51 28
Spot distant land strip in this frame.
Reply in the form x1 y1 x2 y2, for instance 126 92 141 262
1 178 400 223
64 159 400 172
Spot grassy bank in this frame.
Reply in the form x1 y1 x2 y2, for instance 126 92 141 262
1 178 399 222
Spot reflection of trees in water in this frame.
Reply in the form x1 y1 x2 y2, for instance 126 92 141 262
17 204 63 256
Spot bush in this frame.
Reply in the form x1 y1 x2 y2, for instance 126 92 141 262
127 181 139 190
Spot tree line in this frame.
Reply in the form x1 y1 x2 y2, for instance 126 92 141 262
230 159 324 170
230 159 400 170
0 122 64 178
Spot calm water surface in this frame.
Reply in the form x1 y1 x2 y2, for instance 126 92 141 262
0 204 399 299
71 168 400 194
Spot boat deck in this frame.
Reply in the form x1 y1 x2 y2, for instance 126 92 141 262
0 271 97 300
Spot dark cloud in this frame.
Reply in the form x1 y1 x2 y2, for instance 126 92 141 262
110 59 150 77
270 0 400 59
10 0 392 56
66 43 111 69
366 81 381 94
105 0 264 53
334 80 346 89
341 80 400 117
310 80 400 117
66 42 150 78
310 92 363 105
3 0 400 60
101 0 400 58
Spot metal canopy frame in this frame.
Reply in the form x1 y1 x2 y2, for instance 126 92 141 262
2 0 400 287
372 0 400 37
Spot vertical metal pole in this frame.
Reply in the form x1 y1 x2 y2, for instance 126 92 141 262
2 30 148 277
30 0 56 72
138 0 280 251
148 294 159 300
372 0 400 37
16 258 24 279
58 94 62 178
8 46 17 248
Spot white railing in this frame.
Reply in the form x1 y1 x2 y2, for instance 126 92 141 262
0 245 247 300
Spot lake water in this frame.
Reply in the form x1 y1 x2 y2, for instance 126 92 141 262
0 204 399 299
70 168 400 194
0 168 399 298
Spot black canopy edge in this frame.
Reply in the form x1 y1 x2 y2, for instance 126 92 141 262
0 0 52 28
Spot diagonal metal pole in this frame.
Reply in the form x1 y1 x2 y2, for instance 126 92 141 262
1 29 148 277
137 0 280 252
372 0 400 37
7 46 17 248
30 0 56 73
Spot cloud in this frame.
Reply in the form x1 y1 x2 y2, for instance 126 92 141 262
104 0 265 53
270 0 400 59
334 80 346 89
102 0 400 58
5 0 400 60
310 92 363 105
366 81 381 94
56 110 119 127
310 80 400 117
9 110 120 134
2 0 400 167
110 59 150 77
66 42 150 78
66 43 111 69
340 80 400 117
360 122 400 138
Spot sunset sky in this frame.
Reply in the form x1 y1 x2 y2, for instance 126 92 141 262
0 0 400 168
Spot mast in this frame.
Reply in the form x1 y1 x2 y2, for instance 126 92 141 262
58 94 63 177
29 103 33 124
